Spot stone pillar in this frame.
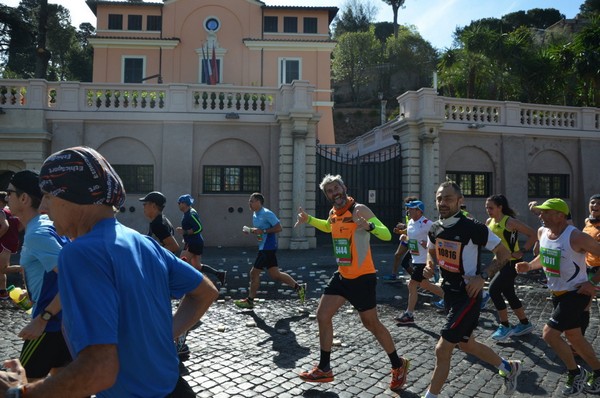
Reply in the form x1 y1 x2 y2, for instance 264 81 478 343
419 126 438 209
289 127 309 249
276 80 319 249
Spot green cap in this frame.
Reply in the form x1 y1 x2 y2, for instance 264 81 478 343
533 198 569 215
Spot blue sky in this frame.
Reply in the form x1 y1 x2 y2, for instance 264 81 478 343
4 0 584 49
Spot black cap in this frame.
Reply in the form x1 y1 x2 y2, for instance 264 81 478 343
139 191 166 207
10 170 42 200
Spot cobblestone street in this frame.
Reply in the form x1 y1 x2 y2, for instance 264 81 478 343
1 244 599 397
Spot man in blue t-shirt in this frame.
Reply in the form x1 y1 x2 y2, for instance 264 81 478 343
0 147 219 398
234 192 306 309
6 170 71 381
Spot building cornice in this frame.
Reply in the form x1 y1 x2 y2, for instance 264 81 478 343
244 39 336 51
86 0 163 15
88 37 180 49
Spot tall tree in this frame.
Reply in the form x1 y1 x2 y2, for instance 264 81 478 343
380 0 405 38
34 0 49 78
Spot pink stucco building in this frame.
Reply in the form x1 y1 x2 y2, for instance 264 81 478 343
87 0 337 145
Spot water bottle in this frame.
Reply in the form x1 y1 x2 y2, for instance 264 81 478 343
7 285 33 313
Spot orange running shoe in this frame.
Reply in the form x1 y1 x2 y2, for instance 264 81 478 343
299 366 334 383
390 358 410 392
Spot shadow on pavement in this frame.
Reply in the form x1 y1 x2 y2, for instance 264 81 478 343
248 311 311 369
302 389 339 397
410 324 440 341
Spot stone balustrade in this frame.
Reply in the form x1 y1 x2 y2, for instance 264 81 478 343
330 88 600 157
0 79 278 115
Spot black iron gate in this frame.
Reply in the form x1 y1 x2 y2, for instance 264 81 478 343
315 145 403 244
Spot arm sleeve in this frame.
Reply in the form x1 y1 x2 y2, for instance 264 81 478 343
307 215 331 233
367 217 391 241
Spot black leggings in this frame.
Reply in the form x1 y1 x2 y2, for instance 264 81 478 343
489 259 522 311
165 375 196 397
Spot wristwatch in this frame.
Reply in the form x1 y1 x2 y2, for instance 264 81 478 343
480 271 489 281
6 387 23 398
41 310 53 321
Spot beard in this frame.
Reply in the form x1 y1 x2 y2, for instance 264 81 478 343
329 192 348 208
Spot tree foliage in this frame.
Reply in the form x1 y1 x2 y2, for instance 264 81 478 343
332 28 381 104
438 5 600 107
333 0 377 38
580 0 600 17
0 0 93 80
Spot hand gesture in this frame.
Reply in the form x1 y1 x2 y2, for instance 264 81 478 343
423 260 435 279
463 275 485 298
352 207 371 230
515 261 530 273
0 358 27 390
577 281 599 297
393 222 407 234
18 317 46 340
294 207 309 228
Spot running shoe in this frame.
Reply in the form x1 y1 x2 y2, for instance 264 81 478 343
480 291 491 309
395 312 415 325
501 360 521 395
433 299 445 309
0 289 8 300
390 358 410 392
234 298 254 309
511 322 534 336
299 366 334 383
491 325 514 341
217 270 227 286
382 274 400 282
585 371 600 393
562 366 588 395
297 283 307 305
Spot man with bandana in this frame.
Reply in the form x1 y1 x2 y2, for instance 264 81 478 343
294 174 410 394
0 146 218 398
421 181 521 398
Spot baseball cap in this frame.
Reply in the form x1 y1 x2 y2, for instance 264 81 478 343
139 191 166 207
533 198 569 215
10 170 42 200
406 200 424 212
178 194 194 206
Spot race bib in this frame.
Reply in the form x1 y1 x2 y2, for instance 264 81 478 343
436 238 461 273
540 247 561 278
408 239 420 255
333 238 351 266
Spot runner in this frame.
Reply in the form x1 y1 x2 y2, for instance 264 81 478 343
234 192 306 309
485 194 537 341
395 200 443 325
516 198 600 395
422 181 521 398
382 196 418 282
294 174 410 393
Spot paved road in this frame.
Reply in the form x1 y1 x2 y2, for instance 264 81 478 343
1 243 599 397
